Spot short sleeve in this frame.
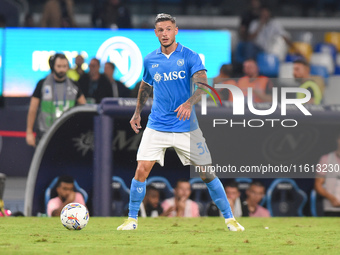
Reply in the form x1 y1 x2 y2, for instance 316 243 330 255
187 51 206 77
32 79 45 99
192 201 200 217
142 58 153 86
272 20 289 38
75 192 86 206
47 197 60 217
161 199 170 212
249 20 259 34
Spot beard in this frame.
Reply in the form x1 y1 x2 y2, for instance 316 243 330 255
294 77 303 83
161 38 175 48
55 71 66 79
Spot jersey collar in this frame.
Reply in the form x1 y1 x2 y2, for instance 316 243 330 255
156 42 183 54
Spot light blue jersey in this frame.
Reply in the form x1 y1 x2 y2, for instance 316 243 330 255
142 43 206 132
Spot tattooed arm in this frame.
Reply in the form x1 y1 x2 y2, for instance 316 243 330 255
130 81 153 133
174 70 208 121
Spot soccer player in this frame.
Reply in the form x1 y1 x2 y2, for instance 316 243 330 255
117 13 244 231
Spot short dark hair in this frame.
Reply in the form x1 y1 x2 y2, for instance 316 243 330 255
146 185 159 195
155 13 176 25
105 62 115 70
220 64 233 77
56 175 74 187
293 58 309 67
245 58 257 64
175 178 189 188
49 53 68 72
91 58 100 65
249 181 265 189
224 180 239 189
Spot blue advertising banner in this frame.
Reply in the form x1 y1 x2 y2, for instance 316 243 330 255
0 28 3 97
3 28 231 96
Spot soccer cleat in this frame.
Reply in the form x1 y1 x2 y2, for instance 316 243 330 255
225 218 245 232
117 218 138 230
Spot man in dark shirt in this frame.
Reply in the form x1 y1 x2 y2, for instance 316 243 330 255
104 62 131 98
78 58 113 104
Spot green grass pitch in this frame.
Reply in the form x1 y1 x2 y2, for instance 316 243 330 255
1 217 339 255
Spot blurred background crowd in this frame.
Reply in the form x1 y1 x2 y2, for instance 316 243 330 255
1 0 340 218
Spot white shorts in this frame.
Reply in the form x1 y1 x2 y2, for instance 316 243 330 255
137 127 212 166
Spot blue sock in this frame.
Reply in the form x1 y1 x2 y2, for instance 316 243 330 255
128 178 146 220
205 178 233 219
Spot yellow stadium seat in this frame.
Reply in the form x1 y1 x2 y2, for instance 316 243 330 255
289 42 313 61
324 32 340 52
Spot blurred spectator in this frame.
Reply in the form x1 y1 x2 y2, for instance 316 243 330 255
242 181 270 217
213 64 237 101
239 0 262 41
67 55 85 82
237 59 273 103
0 14 6 28
314 132 340 217
47 176 86 217
293 58 323 105
207 181 243 217
238 6 295 61
0 1 19 27
26 53 86 147
104 62 131 97
24 13 35 27
78 58 113 104
161 179 200 217
139 185 173 217
91 0 106 27
97 0 132 29
41 0 76 28
213 64 234 84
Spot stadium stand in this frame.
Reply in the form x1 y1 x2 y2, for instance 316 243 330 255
44 176 88 214
235 178 266 206
278 62 294 78
257 53 280 77
289 42 313 62
112 176 130 216
324 32 340 52
189 178 211 216
310 65 329 82
146 176 174 201
323 75 340 104
234 178 252 202
310 189 324 217
266 178 307 217
295 31 314 46
310 52 334 74
314 42 337 61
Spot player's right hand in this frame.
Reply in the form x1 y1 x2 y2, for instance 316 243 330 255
26 132 36 147
130 114 142 134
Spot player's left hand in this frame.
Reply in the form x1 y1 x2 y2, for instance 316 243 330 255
174 101 191 121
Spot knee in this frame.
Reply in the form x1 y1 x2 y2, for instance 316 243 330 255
198 170 216 183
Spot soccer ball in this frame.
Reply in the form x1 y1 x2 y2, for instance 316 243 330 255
60 203 89 230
